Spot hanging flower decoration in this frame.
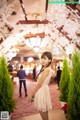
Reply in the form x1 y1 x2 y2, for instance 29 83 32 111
0 1 80 60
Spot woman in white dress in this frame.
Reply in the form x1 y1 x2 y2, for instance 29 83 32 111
29 51 53 120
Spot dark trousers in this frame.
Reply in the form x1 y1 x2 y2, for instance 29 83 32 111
57 78 60 87
19 80 27 95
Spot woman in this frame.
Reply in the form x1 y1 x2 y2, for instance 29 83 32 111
29 51 54 120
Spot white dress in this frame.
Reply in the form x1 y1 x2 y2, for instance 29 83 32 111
34 67 53 112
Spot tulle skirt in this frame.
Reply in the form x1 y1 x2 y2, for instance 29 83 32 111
34 84 52 112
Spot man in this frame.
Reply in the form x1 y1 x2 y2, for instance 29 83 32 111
57 66 62 89
33 66 36 80
17 65 28 97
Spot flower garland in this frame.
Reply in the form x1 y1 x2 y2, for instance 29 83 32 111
0 2 80 60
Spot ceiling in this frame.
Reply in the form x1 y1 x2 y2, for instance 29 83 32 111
0 0 80 61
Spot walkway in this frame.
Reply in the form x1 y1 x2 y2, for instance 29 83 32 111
12 109 66 120
11 77 62 119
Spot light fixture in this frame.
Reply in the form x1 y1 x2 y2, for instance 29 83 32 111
25 36 48 52
25 36 42 52
27 57 34 62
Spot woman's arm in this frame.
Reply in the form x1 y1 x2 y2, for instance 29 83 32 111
31 68 50 97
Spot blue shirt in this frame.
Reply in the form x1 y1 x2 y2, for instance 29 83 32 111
17 69 26 80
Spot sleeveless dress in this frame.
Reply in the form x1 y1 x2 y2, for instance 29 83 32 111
34 67 53 112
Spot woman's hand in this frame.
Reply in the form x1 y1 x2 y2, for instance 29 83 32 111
28 95 34 102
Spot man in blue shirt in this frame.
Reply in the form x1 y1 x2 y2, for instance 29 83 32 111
17 65 28 97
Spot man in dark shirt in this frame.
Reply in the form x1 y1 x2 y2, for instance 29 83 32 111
17 65 28 97
57 66 62 89
33 66 36 80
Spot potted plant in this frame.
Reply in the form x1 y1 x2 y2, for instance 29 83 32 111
59 58 70 114
67 50 80 120
0 56 15 118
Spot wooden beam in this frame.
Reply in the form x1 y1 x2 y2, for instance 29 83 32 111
76 44 80 50
19 0 27 20
0 38 3 44
45 0 48 12
24 32 45 38
67 5 80 16
17 19 49 24
58 26 80 50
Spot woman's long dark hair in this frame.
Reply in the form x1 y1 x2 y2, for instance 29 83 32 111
36 51 52 79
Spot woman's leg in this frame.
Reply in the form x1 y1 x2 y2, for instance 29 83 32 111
40 111 48 120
